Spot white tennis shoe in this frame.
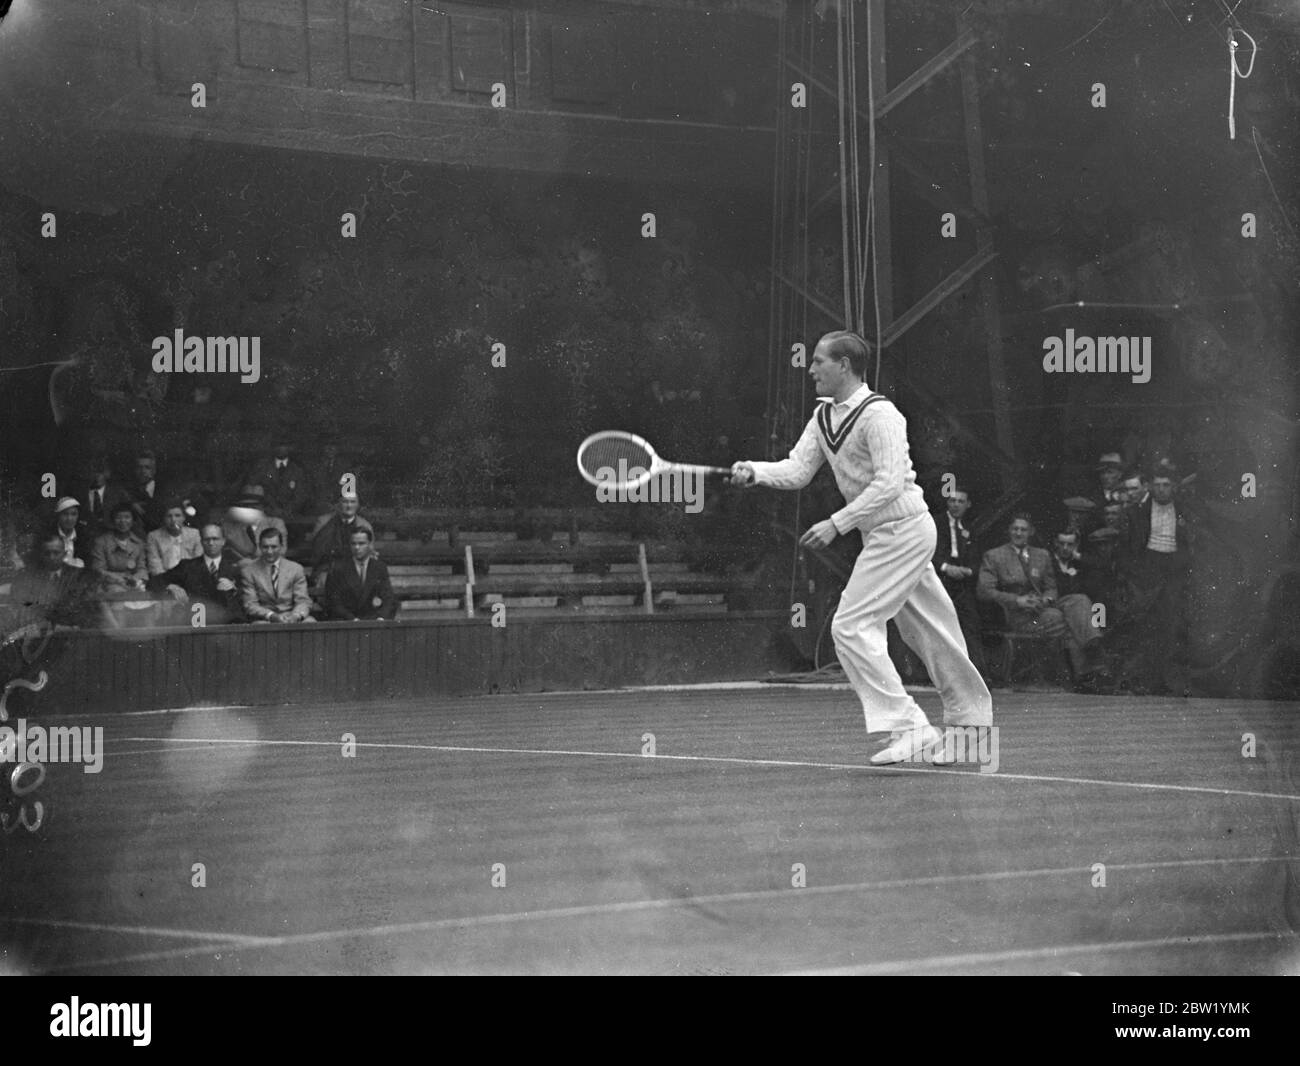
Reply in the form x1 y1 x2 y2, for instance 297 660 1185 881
870 724 955 766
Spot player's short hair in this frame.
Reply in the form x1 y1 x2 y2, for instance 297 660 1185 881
110 501 135 518
1056 529 1079 542
349 527 373 542
1009 512 1035 529
817 330 874 378
258 527 283 546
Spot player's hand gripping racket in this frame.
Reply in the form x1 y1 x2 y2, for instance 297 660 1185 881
576 430 733 490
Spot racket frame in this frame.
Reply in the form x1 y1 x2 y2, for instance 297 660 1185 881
576 430 731 490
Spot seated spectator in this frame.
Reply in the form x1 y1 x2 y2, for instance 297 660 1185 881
223 488 289 560
1062 496 1097 539
246 439 312 517
153 524 245 625
1084 525 1128 624
240 528 314 624
49 497 91 569
309 493 374 590
978 514 1070 678
931 486 987 680
81 456 130 534
1048 529 1105 680
91 502 149 594
126 450 170 533
146 500 202 576
324 528 397 621
1096 452 1126 504
6 534 96 633
1101 500 1126 534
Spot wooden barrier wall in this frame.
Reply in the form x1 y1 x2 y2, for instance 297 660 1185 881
11 612 792 715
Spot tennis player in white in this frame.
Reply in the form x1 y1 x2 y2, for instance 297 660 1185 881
731 330 993 764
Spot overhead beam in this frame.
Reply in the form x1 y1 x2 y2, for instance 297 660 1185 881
880 244 998 348
875 29 977 118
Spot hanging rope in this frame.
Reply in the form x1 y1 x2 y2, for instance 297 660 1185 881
863 0 883 388
1227 26 1256 140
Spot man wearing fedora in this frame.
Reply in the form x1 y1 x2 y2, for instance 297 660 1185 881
1095 452 1126 505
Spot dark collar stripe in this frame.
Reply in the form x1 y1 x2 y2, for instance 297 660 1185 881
817 394 885 454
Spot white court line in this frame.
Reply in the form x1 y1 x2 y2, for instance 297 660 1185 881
781 930 1297 975
112 735 1300 803
1 916 276 946
39 855 1300 974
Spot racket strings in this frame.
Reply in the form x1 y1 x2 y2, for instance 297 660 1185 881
578 436 654 484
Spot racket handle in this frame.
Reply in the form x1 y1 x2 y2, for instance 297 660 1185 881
670 464 734 478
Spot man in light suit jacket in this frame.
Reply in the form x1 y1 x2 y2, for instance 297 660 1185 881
977 514 1069 643
240 527 315 623
324 527 397 621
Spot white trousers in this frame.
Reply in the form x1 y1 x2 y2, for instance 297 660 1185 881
831 511 993 734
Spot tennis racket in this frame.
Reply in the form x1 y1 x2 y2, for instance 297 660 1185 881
576 430 732 491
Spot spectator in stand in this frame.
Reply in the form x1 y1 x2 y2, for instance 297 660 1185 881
324 528 397 621
126 450 170 533
1126 464 1194 695
153 524 245 625
309 493 374 592
81 456 129 534
1062 496 1097 539
49 497 91 568
146 500 202 576
1096 453 1126 505
240 527 314 624
223 487 289 560
978 514 1070 676
313 443 357 512
247 439 313 518
1101 500 1126 534
931 487 987 680
1122 471 1149 508
6 534 96 633
91 501 149 593
1084 525 1127 624
1048 529 1105 682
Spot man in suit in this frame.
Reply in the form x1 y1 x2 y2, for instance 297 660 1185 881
978 514 1070 676
49 497 92 569
240 527 314 623
223 487 289 561
309 493 375 593
246 439 312 517
1048 529 1105 681
1096 452 1127 505
153 524 245 624
81 456 130 534
126 450 171 533
1125 465 1193 694
324 528 397 621
6 534 97 633
932 487 987 680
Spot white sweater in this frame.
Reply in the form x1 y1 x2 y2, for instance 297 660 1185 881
750 385 927 535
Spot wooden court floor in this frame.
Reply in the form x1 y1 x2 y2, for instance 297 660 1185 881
1 686 1297 975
